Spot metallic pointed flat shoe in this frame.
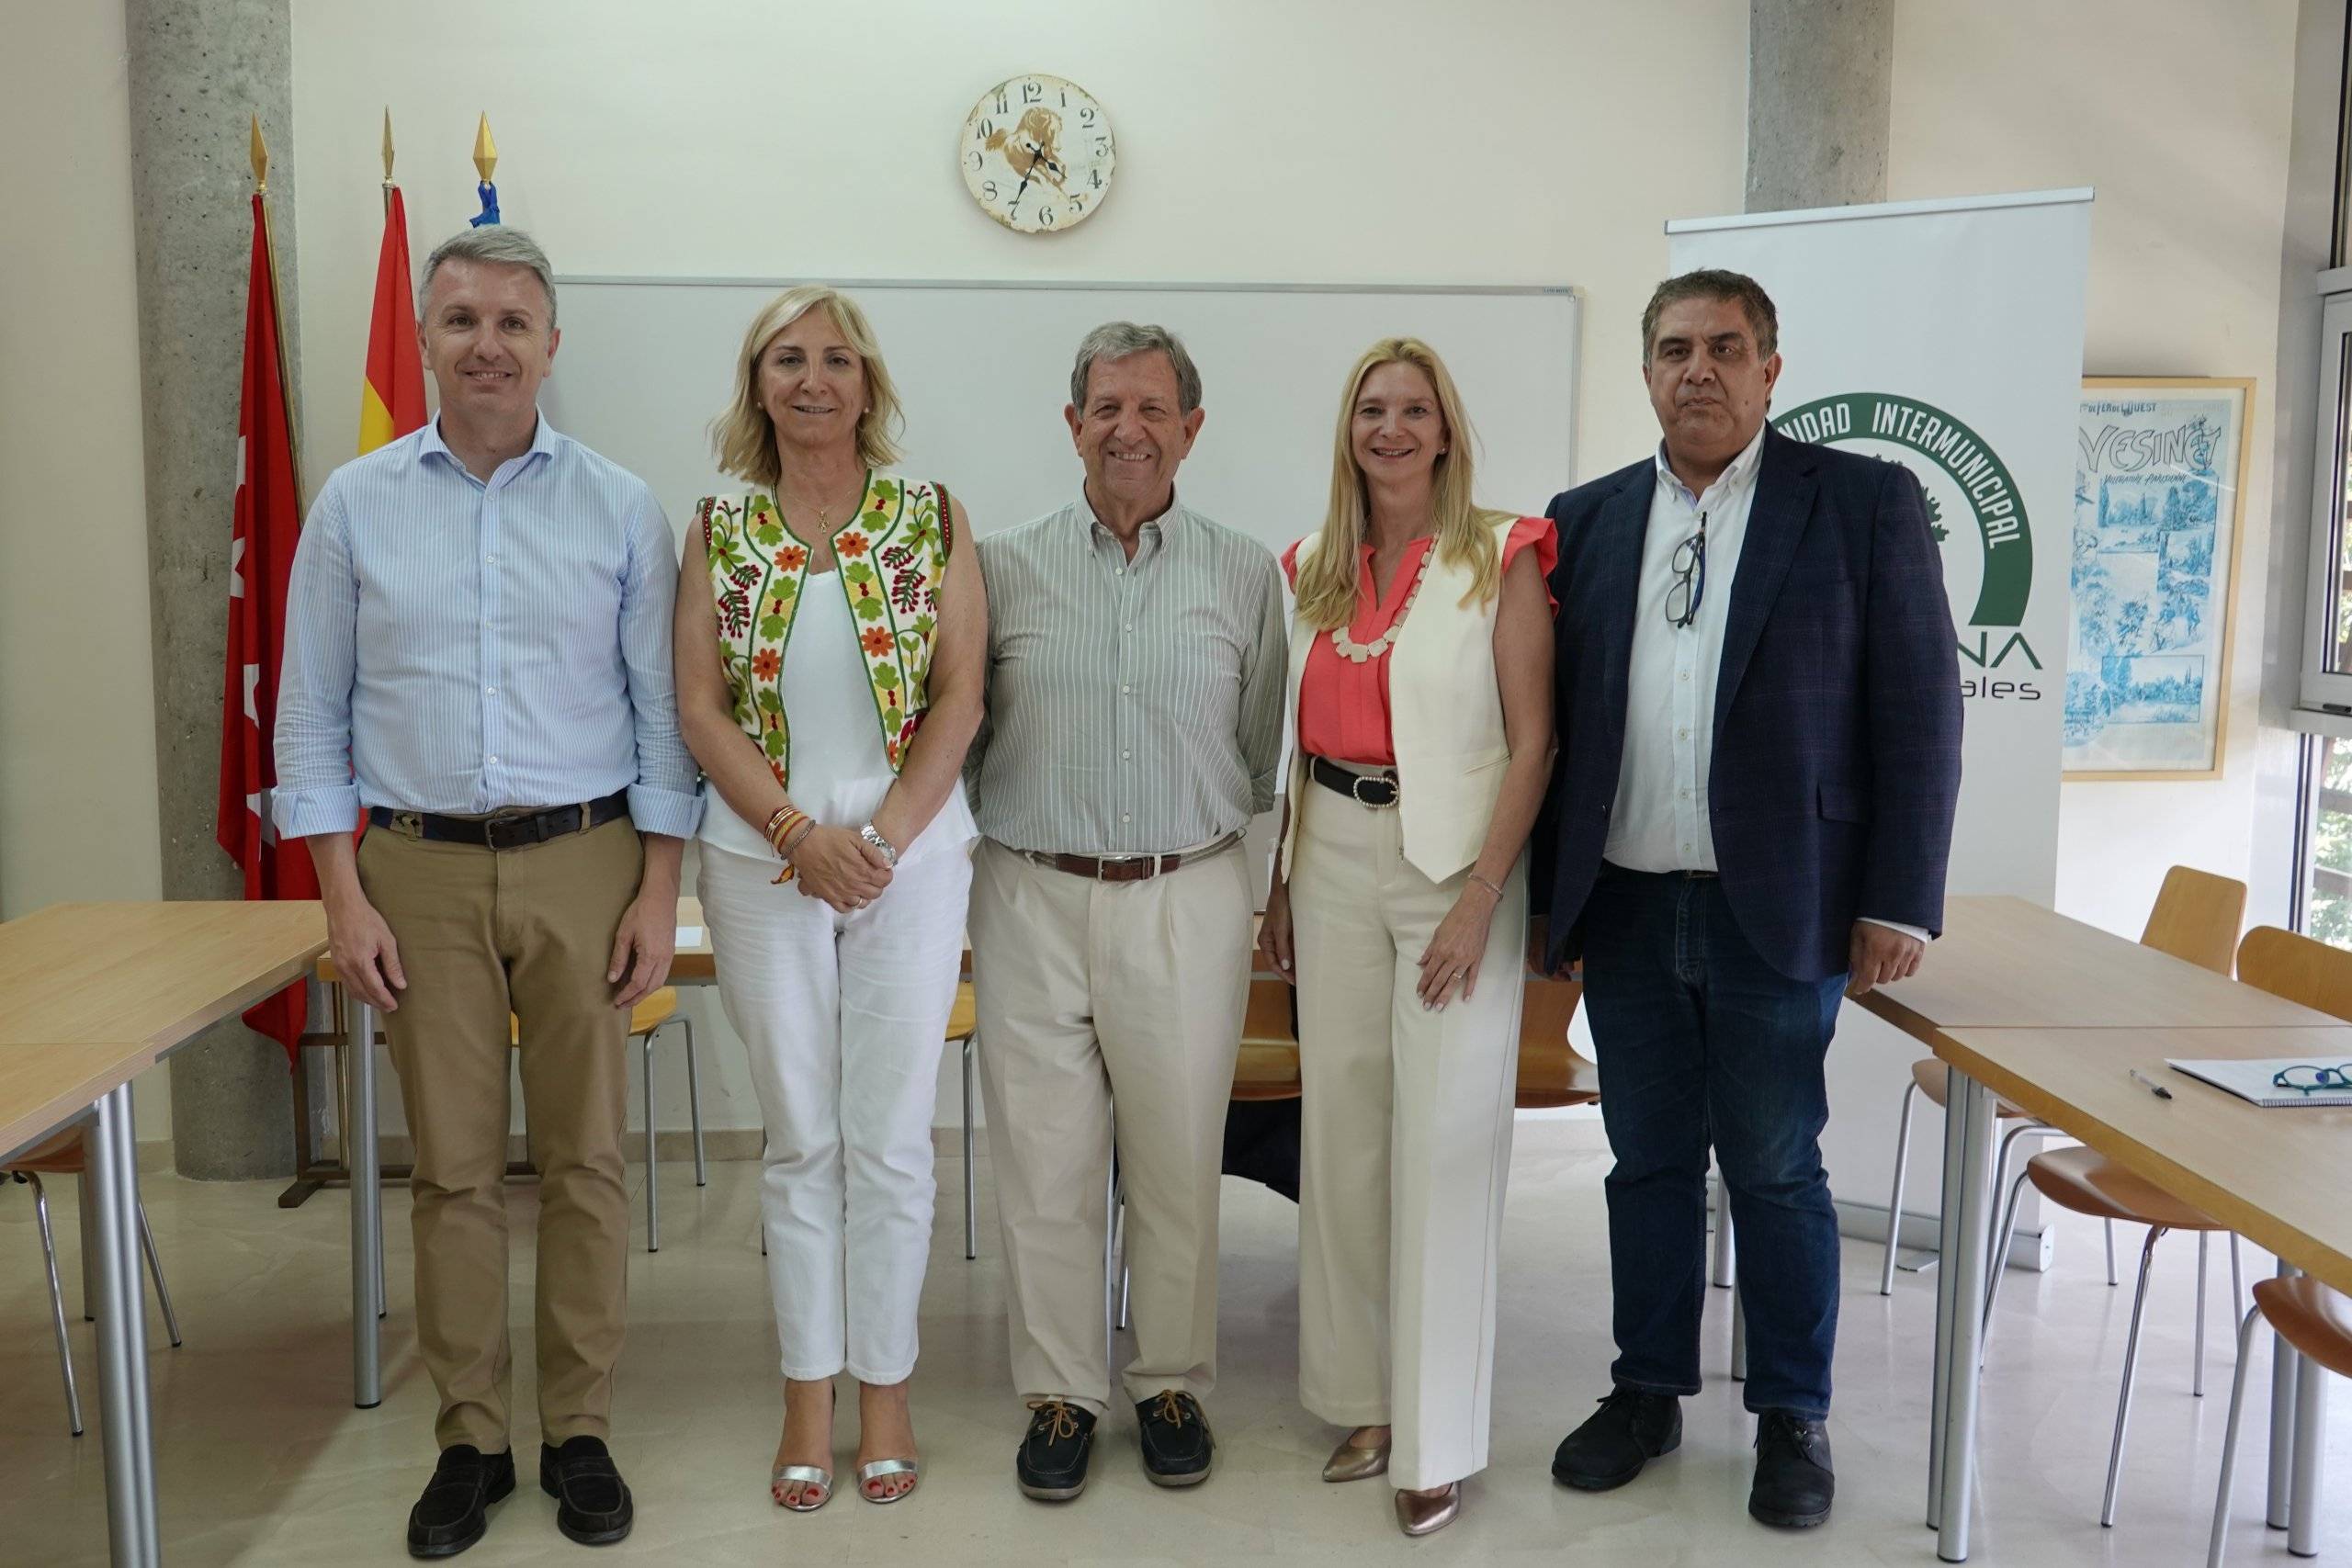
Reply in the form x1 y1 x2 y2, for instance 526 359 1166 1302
1322 1434 1391 1483
1395 1481 1461 1537
857 1457 919 1504
772 1463 832 1512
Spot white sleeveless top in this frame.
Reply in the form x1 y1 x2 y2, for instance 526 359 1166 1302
700 570 978 867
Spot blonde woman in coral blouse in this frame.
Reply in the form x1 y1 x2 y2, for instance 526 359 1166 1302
1259 337 1556 1538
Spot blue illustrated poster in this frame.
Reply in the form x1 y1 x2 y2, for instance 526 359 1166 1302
2064 379 2248 777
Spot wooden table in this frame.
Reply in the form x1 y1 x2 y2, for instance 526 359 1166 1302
1857 897 2348 1562
0 901 328 1568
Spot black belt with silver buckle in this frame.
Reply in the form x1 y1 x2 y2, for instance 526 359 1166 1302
1309 755 1398 808
370 790 629 850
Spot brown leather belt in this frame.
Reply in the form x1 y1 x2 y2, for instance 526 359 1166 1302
1023 831 1243 884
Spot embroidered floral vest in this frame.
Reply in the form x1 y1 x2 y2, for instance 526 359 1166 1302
696 470 953 788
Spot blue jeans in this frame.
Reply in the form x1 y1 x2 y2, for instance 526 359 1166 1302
1579 865 1846 1417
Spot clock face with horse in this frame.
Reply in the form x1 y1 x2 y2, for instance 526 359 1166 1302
958 74 1115 234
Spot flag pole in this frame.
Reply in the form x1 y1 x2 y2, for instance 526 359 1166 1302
469 111 501 227
381 106 395 217
250 113 304 496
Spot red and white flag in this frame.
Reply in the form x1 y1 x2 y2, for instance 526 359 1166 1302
216 189 316 1062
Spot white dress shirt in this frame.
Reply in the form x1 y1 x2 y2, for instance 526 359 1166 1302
1606 423 1926 944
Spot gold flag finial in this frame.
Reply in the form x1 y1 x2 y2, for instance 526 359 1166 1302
472 113 498 185
250 112 269 192
381 107 395 185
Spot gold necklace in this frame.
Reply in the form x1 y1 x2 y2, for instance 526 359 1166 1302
782 473 867 535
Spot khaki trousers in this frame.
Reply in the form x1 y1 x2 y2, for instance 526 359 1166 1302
358 817 642 1452
1288 782 1527 1490
968 836 1252 1416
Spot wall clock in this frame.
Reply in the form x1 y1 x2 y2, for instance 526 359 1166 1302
958 74 1114 234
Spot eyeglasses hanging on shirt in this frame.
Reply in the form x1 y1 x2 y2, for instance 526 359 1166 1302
1666 511 1708 629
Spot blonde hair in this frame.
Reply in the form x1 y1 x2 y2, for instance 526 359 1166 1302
710 286 904 489
1293 338 1510 631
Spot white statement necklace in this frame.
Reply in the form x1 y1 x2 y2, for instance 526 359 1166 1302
1329 550 1432 663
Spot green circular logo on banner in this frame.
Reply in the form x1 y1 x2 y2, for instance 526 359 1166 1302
1772 392 2031 628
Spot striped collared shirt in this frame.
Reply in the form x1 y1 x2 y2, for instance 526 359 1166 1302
968 489 1287 856
272 413 703 840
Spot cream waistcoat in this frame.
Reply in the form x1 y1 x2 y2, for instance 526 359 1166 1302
1279 516 1512 883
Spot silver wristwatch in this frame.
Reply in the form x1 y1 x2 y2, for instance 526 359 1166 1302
857 822 900 868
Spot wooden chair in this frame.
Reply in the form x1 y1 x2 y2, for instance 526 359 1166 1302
1515 976 1596 1109
6 1128 182 1436
2207 1276 2352 1565
1883 865 2247 1297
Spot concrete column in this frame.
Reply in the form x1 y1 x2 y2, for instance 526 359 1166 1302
1747 0 1893 212
127 0 301 1179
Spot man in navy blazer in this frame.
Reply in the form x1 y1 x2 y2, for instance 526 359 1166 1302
1533 270 1962 1530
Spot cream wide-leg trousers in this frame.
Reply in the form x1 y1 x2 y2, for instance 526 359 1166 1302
1289 778 1528 1491
698 840 972 1384
967 836 1253 1416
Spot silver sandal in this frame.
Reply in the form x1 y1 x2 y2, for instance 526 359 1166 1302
856 1458 920 1504
772 1464 832 1512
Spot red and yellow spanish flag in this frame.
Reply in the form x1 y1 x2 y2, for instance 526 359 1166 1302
358 184 425 453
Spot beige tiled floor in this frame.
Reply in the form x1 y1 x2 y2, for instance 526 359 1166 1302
0 1120 2343 1566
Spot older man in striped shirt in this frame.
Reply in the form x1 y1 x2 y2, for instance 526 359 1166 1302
275 228 696 1557
967 322 1287 1502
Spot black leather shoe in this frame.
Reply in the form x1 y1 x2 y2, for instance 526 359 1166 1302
1136 1390 1215 1486
538 1436 634 1546
1749 1410 1835 1529
1017 1399 1099 1501
407 1444 514 1559
1551 1387 1682 1491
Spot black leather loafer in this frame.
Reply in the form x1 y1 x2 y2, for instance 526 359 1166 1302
1749 1410 1834 1528
1136 1390 1215 1486
407 1444 514 1559
1551 1387 1682 1491
539 1436 634 1546
1017 1399 1099 1501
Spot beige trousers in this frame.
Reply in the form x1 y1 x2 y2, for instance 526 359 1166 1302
1288 781 1527 1490
358 817 641 1452
968 836 1253 1416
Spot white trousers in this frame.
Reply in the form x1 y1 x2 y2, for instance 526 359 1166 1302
698 840 971 1383
967 836 1253 1415
1289 781 1527 1490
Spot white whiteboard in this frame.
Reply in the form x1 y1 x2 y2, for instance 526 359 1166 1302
540 276 1580 552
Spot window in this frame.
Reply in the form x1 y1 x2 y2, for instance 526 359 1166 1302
2301 288 2352 710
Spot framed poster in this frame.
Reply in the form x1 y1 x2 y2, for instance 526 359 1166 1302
2064 377 2252 779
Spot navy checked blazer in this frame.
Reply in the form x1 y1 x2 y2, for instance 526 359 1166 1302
1533 429 1963 984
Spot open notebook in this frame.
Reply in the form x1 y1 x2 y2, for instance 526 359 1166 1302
2165 1058 2352 1109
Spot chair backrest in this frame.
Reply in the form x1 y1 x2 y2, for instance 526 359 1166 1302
2139 864 2247 975
1232 964 1303 1102
2236 925 2352 1021
1516 975 1598 1109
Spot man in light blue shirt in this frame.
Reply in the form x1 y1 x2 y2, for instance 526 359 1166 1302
274 227 697 1557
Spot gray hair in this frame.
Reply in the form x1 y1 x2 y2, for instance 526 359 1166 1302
418 227 559 329
1069 321 1202 415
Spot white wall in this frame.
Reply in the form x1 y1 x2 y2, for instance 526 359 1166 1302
0 0 174 1138
289 0 1752 1134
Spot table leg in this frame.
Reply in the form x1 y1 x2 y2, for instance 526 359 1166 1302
1936 1071 1997 1563
88 1083 160 1566
1928 1065 1969 1530
2268 1258 2301 1530
2290 1344 2326 1557
350 999 382 1409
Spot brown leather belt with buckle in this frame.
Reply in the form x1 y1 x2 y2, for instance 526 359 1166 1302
1309 755 1398 808
370 790 629 850
1024 831 1243 884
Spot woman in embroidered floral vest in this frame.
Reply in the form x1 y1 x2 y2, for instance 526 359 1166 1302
673 285 986 1513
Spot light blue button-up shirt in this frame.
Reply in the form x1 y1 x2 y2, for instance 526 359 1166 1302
272 413 702 840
